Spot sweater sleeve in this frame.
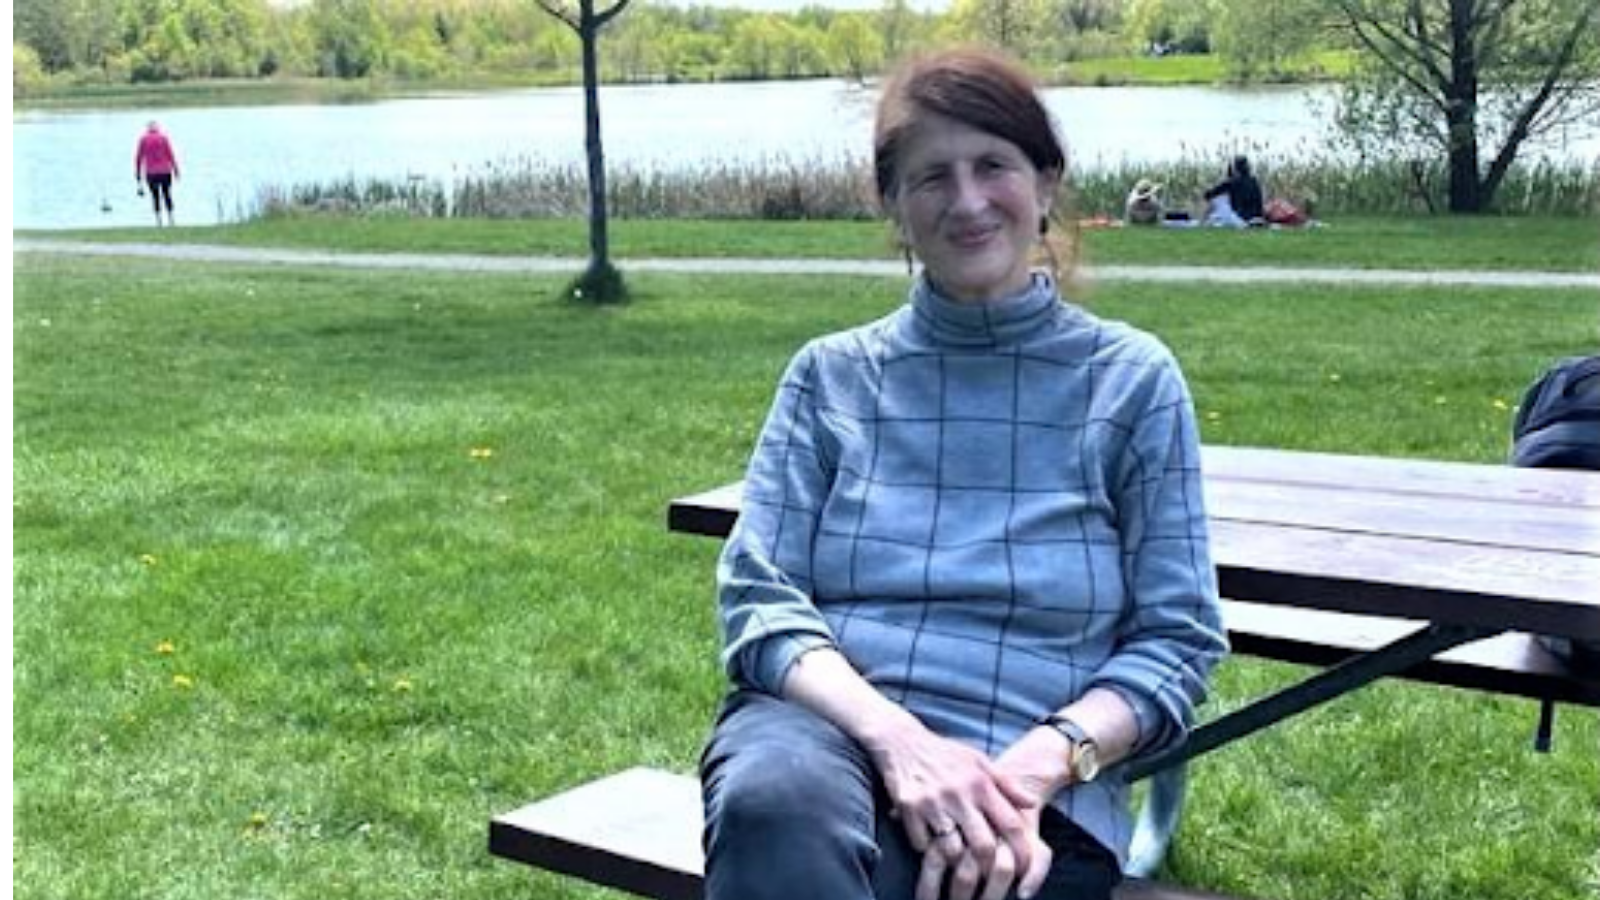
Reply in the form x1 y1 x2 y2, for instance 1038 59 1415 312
1088 351 1228 757
716 342 838 695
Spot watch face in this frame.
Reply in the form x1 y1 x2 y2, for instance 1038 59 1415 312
1074 743 1100 782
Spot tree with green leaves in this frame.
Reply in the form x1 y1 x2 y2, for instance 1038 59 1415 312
876 0 928 64
729 15 781 79
826 14 885 82
534 0 634 302
946 0 1047 57
310 0 390 77
1210 0 1325 80
1124 0 1215 54
1329 0 1600 213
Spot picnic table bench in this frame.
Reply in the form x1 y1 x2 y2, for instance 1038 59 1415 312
491 445 1600 899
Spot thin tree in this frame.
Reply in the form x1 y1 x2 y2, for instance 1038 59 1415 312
535 0 635 302
1329 0 1600 213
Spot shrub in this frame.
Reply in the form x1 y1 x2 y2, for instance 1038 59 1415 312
249 150 1600 223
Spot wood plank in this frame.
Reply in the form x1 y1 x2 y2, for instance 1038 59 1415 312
1203 478 1599 555
1210 520 1600 640
668 483 1600 641
666 484 741 538
490 768 1250 900
1201 446 1600 509
668 474 1600 556
1220 601 1600 706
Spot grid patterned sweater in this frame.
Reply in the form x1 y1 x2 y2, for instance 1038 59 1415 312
716 273 1228 863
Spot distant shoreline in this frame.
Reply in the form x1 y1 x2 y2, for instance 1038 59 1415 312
14 54 1350 113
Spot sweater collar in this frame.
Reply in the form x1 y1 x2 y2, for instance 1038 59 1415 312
909 272 1060 347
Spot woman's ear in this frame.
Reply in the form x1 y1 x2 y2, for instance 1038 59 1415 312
888 209 909 247
1036 168 1061 217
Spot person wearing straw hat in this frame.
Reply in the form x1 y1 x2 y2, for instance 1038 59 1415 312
1124 178 1163 226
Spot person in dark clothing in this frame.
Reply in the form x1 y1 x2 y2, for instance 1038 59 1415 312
1202 155 1263 227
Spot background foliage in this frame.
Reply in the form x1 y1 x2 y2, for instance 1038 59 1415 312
13 0 1348 89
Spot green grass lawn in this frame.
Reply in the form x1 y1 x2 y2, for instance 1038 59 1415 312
28 212 1600 273
1053 50 1355 86
13 252 1599 900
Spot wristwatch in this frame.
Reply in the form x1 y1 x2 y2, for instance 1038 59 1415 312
1040 713 1101 784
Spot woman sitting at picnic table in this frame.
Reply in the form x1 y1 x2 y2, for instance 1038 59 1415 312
700 47 1228 900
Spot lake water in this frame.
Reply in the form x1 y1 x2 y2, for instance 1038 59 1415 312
14 78 1600 229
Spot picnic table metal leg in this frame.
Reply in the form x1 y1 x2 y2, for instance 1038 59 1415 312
1124 763 1187 878
1112 621 1496 875
1123 622 1495 783
1534 700 1555 752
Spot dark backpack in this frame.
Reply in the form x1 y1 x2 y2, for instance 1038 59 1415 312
1511 355 1600 675
1512 355 1600 469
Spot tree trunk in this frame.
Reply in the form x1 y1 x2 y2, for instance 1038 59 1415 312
1445 0 1482 213
580 4 609 271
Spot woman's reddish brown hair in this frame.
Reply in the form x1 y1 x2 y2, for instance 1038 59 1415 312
873 47 1066 203
873 46 1082 286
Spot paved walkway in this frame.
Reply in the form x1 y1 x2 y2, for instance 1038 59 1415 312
15 238 1600 289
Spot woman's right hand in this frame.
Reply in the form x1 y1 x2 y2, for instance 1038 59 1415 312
860 718 1037 900
779 648 1036 898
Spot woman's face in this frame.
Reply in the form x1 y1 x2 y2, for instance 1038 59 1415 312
890 112 1056 303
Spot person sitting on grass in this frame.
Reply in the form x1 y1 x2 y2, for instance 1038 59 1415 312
1124 178 1164 226
1202 154 1263 228
700 46 1228 900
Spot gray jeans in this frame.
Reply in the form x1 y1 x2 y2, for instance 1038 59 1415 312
701 691 1120 900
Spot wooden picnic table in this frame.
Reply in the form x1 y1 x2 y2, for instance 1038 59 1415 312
663 443 1600 874
492 445 1599 897
667 444 1600 644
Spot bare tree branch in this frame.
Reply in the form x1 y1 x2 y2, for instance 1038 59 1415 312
1405 0 1449 64
1470 0 1519 31
594 0 633 30
1481 0 1600 197
534 0 579 32
1332 0 1451 90
1337 9 1451 114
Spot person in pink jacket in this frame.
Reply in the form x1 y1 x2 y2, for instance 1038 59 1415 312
134 121 180 226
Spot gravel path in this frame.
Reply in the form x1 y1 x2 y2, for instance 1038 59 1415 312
15 238 1600 289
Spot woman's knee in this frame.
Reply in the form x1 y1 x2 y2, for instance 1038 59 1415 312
701 694 879 867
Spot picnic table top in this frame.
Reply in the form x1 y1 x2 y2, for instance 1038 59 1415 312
667 445 1600 643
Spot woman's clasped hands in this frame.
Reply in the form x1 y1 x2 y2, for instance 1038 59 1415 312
868 719 1057 900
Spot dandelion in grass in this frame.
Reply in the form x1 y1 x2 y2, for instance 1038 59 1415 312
469 447 494 460
139 553 159 566
393 676 414 693
172 674 195 689
155 640 176 656
246 812 269 831
1493 398 1510 411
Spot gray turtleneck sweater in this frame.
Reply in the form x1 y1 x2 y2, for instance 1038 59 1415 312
716 274 1228 863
